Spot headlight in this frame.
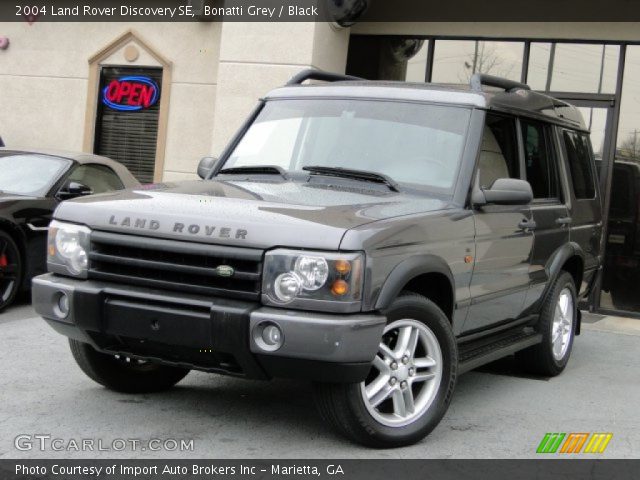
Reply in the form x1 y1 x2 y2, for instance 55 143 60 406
262 249 364 312
294 255 329 291
47 220 91 278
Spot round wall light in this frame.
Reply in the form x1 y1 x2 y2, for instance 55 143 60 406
124 44 139 62
0 37 10 50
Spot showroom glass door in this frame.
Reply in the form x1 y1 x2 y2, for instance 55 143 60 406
553 98 615 309
564 100 616 192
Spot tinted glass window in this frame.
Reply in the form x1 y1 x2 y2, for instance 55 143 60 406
431 40 524 83
67 164 124 194
477 115 519 189
0 154 71 196
346 37 428 81
527 43 619 94
521 120 559 199
563 131 596 199
225 99 471 194
609 164 635 220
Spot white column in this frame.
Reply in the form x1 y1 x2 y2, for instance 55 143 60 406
209 21 350 155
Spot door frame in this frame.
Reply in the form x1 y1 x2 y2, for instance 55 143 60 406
550 93 617 312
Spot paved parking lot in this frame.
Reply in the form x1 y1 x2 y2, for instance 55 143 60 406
1 296 638 459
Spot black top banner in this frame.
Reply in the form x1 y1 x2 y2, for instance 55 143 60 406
1 0 640 22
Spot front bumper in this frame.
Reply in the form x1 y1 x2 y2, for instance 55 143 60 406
32 274 386 383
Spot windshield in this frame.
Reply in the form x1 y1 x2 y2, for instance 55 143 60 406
223 99 472 194
0 154 71 196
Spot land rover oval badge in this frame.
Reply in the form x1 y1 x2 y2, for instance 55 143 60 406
216 265 235 277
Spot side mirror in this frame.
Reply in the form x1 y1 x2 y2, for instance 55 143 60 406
197 156 220 179
57 181 93 200
473 178 533 206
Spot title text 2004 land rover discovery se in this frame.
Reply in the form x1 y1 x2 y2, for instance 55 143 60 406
34 71 602 448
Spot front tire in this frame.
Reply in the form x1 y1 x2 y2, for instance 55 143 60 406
517 271 577 376
69 339 190 393
313 293 457 448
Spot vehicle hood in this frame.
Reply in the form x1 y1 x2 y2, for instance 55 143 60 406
0 193 40 214
0 192 38 203
54 179 453 250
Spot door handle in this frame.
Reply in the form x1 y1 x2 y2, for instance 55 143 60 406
556 216 573 226
518 219 537 231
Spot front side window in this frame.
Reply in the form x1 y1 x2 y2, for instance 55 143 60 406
66 164 124 194
563 130 596 199
0 154 71 196
224 99 472 194
477 114 520 189
521 120 559 200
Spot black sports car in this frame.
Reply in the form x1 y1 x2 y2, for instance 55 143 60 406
0 148 139 310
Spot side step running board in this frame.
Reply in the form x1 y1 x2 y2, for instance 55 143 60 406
458 330 542 374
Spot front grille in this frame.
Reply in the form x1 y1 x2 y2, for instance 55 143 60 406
88 231 263 300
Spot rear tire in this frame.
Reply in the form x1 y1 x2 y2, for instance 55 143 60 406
313 292 457 448
517 271 577 376
69 339 190 393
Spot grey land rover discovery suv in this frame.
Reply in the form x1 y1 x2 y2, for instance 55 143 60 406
33 70 602 448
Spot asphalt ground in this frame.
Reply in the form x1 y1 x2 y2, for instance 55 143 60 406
1 295 638 459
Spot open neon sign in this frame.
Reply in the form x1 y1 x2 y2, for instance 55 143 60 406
102 76 159 111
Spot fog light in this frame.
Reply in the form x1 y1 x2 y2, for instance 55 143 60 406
253 322 284 352
54 292 70 319
264 325 281 345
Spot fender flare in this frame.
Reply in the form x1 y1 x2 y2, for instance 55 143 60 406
374 254 455 314
544 241 585 294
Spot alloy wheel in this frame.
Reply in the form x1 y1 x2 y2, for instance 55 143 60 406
360 319 443 427
0 238 19 307
552 287 574 361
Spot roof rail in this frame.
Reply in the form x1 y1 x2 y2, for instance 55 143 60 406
470 73 530 93
286 69 362 86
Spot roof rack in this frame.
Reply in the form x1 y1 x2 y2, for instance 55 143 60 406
470 73 530 93
286 69 362 86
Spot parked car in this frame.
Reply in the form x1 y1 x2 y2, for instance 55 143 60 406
33 71 602 448
602 159 640 308
0 148 138 310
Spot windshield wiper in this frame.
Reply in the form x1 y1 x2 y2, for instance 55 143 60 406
218 165 287 178
303 166 399 192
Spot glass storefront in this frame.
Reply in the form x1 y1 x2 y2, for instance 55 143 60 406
431 40 524 83
527 43 619 93
600 45 640 312
346 37 640 317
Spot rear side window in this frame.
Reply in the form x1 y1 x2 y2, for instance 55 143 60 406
563 131 596 199
521 120 559 199
67 164 124 194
